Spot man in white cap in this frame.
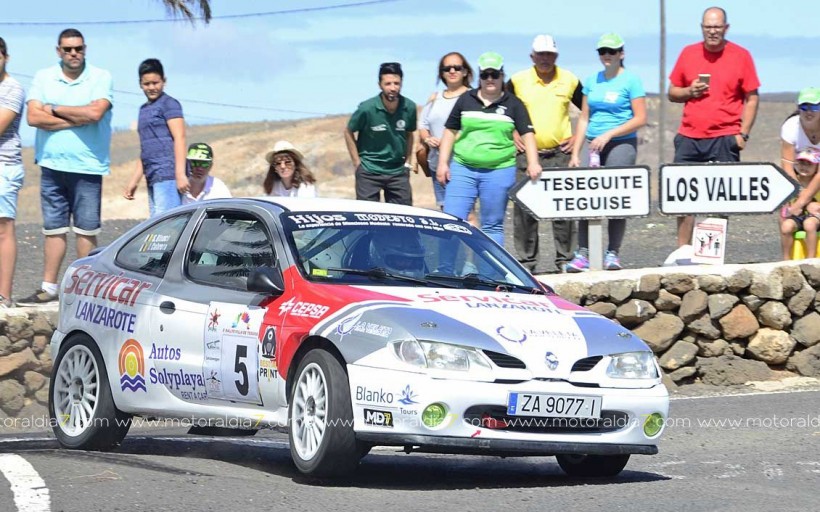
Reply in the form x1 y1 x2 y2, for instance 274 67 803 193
508 34 582 273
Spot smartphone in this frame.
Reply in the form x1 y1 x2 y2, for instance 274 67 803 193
698 73 711 86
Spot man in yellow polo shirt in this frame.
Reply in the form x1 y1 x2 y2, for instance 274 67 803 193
509 34 582 273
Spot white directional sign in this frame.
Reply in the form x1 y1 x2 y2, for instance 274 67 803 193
510 166 651 220
659 162 798 215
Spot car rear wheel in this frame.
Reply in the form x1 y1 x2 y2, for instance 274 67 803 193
288 350 360 477
49 334 132 451
556 453 630 477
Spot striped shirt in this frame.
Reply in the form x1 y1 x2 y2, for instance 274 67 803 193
0 75 25 165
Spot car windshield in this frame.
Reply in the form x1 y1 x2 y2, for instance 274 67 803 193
282 211 544 293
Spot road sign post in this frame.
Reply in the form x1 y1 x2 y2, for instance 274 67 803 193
510 166 651 271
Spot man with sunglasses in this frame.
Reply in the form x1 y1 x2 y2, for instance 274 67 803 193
20 28 113 306
508 34 583 273
668 7 760 247
344 62 417 205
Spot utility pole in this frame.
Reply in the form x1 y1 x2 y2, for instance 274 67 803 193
659 0 666 170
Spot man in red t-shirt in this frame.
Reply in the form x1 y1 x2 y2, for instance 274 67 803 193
668 6 760 246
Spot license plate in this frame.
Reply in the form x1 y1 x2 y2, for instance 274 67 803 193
507 393 601 419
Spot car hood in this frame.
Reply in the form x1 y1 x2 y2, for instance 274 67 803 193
310 285 649 379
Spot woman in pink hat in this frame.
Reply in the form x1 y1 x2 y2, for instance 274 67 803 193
263 141 317 198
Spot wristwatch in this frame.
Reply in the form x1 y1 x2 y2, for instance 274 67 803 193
739 132 750 142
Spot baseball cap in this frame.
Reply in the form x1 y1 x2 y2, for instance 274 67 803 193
187 142 213 161
797 87 820 105
596 33 625 50
477 52 504 71
532 34 558 53
265 140 304 164
796 147 820 164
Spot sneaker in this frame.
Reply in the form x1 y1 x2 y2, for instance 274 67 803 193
0 295 15 309
565 252 589 273
605 251 623 271
17 289 58 306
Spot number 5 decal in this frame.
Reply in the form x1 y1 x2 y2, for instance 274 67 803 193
234 345 249 396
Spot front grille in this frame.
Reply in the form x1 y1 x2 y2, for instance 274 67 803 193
483 350 526 369
463 405 629 434
571 355 603 372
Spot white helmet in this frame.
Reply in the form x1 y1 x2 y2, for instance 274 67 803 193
369 230 426 277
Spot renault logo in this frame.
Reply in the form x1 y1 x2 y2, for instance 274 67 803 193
544 351 559 370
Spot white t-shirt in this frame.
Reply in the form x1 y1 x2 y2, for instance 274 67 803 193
270 181 317 198
182 176 232 204
781 115 820 152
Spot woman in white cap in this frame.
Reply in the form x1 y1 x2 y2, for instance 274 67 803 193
436 51 541 246
567 32 646 272
781 87 820 218
263 140 317 198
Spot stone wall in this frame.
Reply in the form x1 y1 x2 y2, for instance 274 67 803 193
0 309 55 420
543 260 820 386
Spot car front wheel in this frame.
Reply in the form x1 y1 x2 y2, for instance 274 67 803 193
556 453 630 477
288 350 360 477
49 334 132 450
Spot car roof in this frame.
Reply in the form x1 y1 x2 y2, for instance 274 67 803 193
246 196 458 220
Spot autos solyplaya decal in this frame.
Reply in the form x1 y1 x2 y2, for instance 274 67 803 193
147 342 207 401
203 303 265 405
118 339 147 392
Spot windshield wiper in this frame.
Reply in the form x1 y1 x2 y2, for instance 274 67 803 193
424 272 545 294
325 267 458 288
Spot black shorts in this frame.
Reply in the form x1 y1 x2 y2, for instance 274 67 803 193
673 134 740 163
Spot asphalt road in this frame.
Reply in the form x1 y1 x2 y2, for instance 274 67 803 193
1 389 818 512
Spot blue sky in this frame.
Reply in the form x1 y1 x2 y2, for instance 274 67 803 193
2 0 817 144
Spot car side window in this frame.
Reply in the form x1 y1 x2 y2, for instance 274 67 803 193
186 212 276 290
115 214 191 277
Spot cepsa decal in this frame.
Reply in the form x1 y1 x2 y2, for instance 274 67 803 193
278 297 329 319
74 299 137 333
416 293 561 313
118 339 146 392
64 265 152 307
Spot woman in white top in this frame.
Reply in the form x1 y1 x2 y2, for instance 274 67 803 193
418 52 473 208
781 87 820 217
181 142 232 205
263 140 317 198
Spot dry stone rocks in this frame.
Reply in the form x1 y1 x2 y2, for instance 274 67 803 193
697 274 727 293
788 285 816 316
655 289 682 311
634 274 661 300
708 294 739 319
662 273 695 294
750 271 783 300
615 300 656 327
719 305 760 340
659 341 698 371
757 301 792 330
632 313 684 352
696 355 772 386
787 344 820 377
727 269 753 293
791 312 820 347
586 302 616 318
746 328 796 364
679 290 708 323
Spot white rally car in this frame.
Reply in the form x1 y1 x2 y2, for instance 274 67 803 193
50 198 668 478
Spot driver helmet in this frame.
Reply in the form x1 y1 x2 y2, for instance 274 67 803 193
369 230 426 277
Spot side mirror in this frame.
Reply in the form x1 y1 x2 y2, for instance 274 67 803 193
247 267 285 296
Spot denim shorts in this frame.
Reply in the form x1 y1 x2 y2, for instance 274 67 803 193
40 166 102 235
148 178 182 217
0 162 25 220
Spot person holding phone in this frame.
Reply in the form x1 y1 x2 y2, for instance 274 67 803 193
668 6 760 247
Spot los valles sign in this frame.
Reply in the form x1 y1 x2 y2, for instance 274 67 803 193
659 162 799 215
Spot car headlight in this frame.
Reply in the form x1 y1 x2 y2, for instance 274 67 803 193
391 340 492 372
606 351 658 379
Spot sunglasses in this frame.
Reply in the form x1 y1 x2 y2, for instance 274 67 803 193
60 45 85 54
799 103 820 112
480 70 502 80
597 48 621 56
440 64 464 73
189 161 211 169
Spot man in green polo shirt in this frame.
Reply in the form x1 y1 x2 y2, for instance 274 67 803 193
344 62 417 205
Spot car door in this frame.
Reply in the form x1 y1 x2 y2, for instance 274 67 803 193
149 206 284 410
